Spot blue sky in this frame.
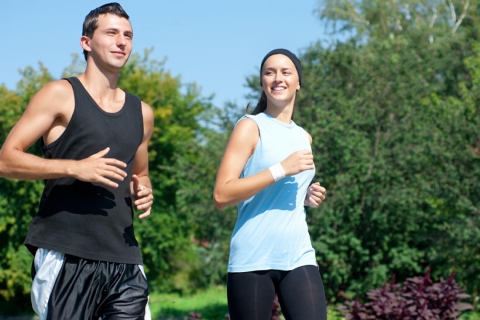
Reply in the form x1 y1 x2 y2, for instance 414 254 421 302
1 0 334 108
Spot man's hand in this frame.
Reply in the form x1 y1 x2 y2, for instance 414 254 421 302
73 147 127 188
304 182 326 208
132 174 153 219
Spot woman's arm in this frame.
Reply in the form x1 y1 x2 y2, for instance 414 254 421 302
213 118 273 209
213 118 315 210
303 129 326 207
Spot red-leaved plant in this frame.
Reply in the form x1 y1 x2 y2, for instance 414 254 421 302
271 294 282 320
338 268 473 320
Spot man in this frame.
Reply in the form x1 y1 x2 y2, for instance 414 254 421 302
0 3 153 319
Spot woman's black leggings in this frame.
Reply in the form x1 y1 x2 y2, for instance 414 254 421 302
227 265 327 320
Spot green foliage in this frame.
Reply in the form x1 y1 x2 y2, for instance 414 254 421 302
1 1 480 315
284 0 480 303
174 101 242 289
117 50 218 293
0 66 55 313
149 286 228 320
319 0 477 40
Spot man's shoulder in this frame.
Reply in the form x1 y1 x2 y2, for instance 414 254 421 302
139 100 154 127
28 79 74 115
38 79 73 99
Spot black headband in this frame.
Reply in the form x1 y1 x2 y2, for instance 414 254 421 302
259 48 302 87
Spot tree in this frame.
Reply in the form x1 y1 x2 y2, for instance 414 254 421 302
117 50 217 292
175 101 242 289
319 0 475 41
256 0 480 303
0 65 54 313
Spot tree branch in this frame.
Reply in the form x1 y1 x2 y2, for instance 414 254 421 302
447 0 456 24
429 8 438 28
452 0 470 33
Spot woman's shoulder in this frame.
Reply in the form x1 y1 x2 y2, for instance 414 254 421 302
235 113 262 126
240 112 271 123
235 115 259 130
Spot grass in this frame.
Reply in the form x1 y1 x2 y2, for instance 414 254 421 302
462 313 480 320
149 286 349 320
149 286 229 320
149 286 480 320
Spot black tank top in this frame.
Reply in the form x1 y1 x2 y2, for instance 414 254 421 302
25 77 144 264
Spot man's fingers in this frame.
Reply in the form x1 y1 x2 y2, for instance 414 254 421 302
136 201 153 211
138 207 151 219
131 174 141 191
92 147 110 159
100 167 127 182
92 159 127 181
135 186 153 203
134 193 153 205
95 171 127 188
98 176 119 188
103 158 127 169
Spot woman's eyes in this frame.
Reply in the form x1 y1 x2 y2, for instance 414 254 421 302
265 71 291 75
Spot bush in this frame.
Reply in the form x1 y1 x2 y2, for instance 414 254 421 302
338 268 473 319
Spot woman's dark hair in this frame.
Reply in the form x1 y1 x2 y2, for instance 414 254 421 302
82 2 130 61
246 91 298 117
246 92 268 115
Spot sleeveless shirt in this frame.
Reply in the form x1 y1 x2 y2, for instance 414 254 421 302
24 77 144 265
228 112 317 272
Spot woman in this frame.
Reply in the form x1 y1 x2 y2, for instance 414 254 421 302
213 49 327 320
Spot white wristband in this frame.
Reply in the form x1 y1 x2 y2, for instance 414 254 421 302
269 163 286 182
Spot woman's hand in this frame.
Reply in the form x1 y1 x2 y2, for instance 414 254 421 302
280 150 314 176
304 182 326 208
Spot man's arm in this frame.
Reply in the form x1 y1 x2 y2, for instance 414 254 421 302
131 101 154 219
0 80 127 188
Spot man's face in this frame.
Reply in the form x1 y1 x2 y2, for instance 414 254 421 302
86 13 133 71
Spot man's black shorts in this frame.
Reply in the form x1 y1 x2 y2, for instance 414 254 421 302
32 252 149 319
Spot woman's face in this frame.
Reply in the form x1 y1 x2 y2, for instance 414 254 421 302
261 54 300 106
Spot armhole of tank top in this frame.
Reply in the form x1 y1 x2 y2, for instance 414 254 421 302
132 94 144 146
240 115 260 158
41 78 76 151
302 128 312 145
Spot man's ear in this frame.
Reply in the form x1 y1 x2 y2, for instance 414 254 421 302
80 35 91 54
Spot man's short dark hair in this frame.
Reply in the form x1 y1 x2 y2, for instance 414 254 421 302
82 2 130 61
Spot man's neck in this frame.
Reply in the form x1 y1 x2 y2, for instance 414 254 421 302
76 68 126 113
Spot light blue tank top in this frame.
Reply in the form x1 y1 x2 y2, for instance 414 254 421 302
228 112 317 272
